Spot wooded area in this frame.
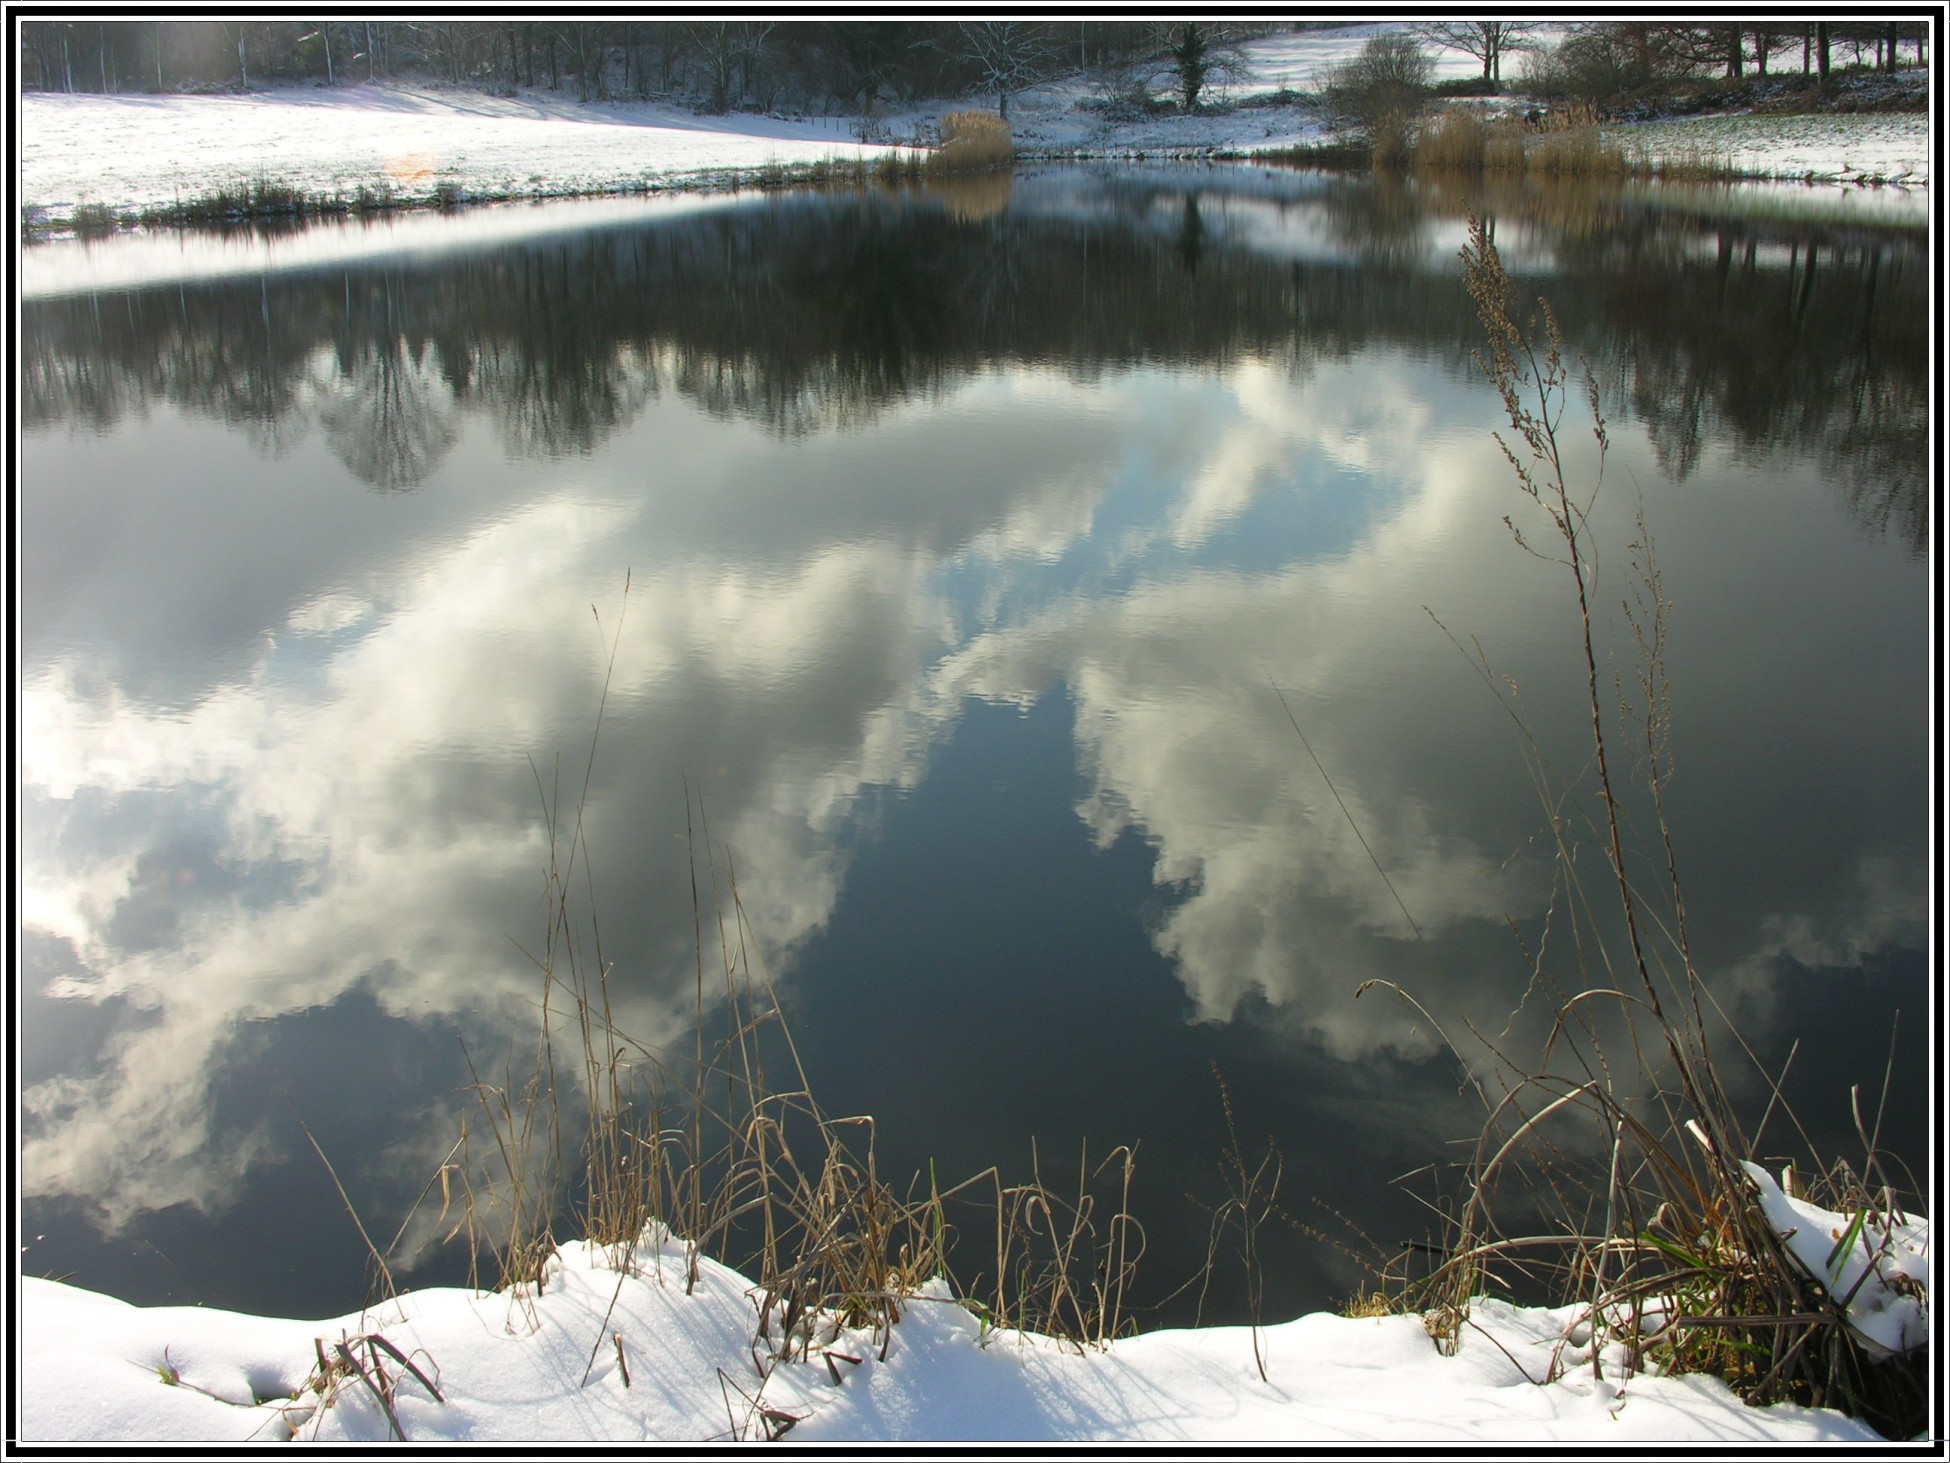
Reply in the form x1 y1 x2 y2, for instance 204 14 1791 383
16 20 1928 106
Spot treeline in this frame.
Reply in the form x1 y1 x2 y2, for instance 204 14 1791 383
1520 20 1927 99
15 19 1279 111
20 20 1927 109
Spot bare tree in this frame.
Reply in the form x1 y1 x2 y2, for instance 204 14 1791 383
948 21 1062 118
1414 21 1536 91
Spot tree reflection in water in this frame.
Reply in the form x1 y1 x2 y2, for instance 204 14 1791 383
22 170 1926 547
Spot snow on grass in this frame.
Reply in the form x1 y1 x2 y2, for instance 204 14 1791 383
1741 1163 1931 1358
20 1231 1892 1444
19 82 917 220
1614 109 1931 187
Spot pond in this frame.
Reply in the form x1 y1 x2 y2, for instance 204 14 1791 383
18 165 1929 1329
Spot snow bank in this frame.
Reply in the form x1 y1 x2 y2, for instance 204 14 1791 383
19 1232 1892 1443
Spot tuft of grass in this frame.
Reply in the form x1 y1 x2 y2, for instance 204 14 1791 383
1338 1290 1398 1319
1252 138 1371 171
1402 104 1735 183
271 1332 445 1442
70 201 123 237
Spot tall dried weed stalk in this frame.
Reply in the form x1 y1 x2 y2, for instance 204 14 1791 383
1391 217 1926 1437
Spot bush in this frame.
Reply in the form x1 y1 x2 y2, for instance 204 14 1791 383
1324 32 1433 129
1520 26 1691 104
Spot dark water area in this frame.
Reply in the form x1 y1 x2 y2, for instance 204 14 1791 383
17 166 1932 1328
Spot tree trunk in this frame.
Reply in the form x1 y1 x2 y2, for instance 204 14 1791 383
1816 23 1829 86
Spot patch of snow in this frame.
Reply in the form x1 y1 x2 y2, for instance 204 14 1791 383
1742 1162 1930 1357
20 1231 1895 1443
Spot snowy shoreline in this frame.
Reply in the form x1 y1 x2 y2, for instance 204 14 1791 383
21 1231 1900 1444
19 41 1931 238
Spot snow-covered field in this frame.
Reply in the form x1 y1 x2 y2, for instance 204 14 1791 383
17 27 1929 232
17 84 915 221
20 1229 1902 1444
1614 110 1931 188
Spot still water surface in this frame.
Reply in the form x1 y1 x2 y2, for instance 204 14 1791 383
19 166 1929 1325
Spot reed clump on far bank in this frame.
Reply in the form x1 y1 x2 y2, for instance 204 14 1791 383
1387 103 1735 182
929 110 1015 176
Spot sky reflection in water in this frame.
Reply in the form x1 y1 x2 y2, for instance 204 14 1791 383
18 169 1929 1322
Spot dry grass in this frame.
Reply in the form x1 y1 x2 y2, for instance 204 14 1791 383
437 577 1145 1413
930 110 1015 175
1523 105 1631 177
1368 111 1415 173
1338 1290 1397 1319
1401 104 1736 182
1366 218 1927 1440
1412 108 1492 172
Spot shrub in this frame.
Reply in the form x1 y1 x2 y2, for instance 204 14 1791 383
1521 25 1692 105
1325 32 1433 129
